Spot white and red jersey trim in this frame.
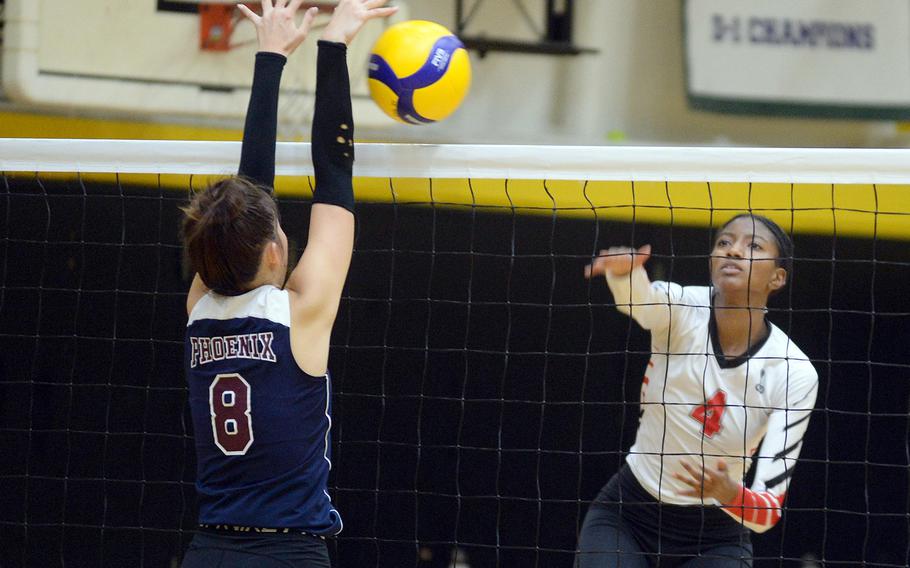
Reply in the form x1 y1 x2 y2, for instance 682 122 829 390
605 267 818 533
722 486 785 531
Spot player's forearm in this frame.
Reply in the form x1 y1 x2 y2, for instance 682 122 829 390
604 267 674 332
311 41 355 213
605 266 651 313
720 485 784 533
238 52 286 190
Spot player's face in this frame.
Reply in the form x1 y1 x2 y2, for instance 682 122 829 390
710 217 786 300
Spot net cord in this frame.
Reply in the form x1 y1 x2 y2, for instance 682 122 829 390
4 139 910 183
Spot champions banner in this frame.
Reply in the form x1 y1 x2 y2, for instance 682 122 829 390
685 0 910 118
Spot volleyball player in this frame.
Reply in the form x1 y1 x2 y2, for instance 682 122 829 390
577 214 819 567
179 1 397 566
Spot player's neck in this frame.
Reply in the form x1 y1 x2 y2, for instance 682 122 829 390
247 261 285 291
712 294 769 357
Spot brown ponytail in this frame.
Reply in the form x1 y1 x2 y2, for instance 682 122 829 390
182 177 279 295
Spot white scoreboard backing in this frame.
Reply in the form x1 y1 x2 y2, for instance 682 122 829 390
685 0 910 119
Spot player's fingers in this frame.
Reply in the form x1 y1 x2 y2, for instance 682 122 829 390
679 461 701 479
274 0 287 8
605 246 630 257
364 0 391 8
260 0 273 14
584 255 609 279
237 3 262 24
585 260 606 278
702 468 718 486
588 247 640 277
632 244 652 268
366 6 399 19
296 6 319 35
716 459 728 471
672 473 695 488
672 471 690 483
364 6 399 19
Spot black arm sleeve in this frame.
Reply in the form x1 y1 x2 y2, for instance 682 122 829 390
311 40 355 212
238 51 287 191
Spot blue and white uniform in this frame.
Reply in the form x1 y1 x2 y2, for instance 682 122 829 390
181 38 355 568
186 285 342 535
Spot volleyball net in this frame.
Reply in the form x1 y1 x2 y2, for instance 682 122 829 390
1 139 908 567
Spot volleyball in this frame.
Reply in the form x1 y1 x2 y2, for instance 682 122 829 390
368 20 471 125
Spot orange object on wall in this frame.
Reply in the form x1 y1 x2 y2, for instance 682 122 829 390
199 4 235 51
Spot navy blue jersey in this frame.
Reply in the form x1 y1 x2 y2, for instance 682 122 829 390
185 285 342 535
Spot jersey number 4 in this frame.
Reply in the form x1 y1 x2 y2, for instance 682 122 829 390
209 373 254 455
690 389 727 438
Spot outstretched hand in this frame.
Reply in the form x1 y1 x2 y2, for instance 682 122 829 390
321 0 399 45
584 245 651 279
674 459 740 505
238 0 320 57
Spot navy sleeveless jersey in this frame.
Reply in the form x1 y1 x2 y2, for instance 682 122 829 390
185 285 342 534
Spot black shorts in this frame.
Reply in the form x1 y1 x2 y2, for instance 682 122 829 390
577 465 752 567
181 528 330 568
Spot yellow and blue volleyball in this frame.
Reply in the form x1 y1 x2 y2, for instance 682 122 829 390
368 20 471 125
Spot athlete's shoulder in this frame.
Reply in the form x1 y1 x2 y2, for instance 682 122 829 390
764 325 819 388
187 285 290 326
766 325 815 366
649 281 711 306
683 284 712 307
642 282 711 339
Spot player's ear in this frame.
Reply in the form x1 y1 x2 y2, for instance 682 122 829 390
265 240 282 267
769 266 787 292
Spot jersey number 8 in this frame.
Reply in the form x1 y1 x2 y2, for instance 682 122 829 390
209 373 254 455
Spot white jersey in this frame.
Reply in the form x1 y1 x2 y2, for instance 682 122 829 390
606 268 818 533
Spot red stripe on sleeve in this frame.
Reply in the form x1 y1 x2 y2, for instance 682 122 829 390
722 486 786 530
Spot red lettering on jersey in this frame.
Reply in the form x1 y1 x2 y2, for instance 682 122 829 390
690 389 727 438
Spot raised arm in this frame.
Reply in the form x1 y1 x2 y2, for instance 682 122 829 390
186 0 318 314
236 49 285 188
285 0 397 375
587 245 686 331
237 0 319 187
